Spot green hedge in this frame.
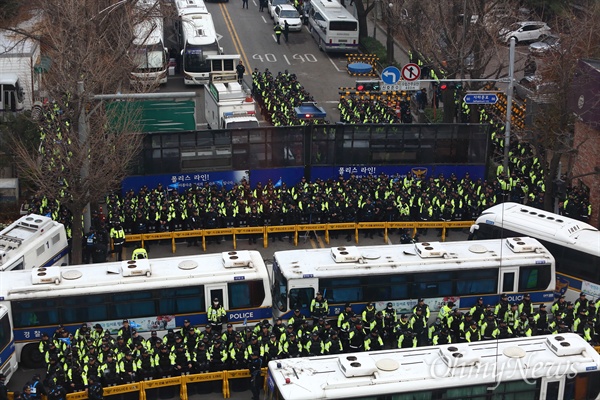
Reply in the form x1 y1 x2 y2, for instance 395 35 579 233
360 36 402 69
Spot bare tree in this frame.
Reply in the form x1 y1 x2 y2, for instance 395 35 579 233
353 0 376 40
399 0 517 85
7 0 159 263
526 4 600 211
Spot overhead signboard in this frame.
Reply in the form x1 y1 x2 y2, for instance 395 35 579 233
463 93 499 105
382 81 420 91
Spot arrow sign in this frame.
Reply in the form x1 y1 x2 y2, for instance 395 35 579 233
381 66 401 84
401 63 421 81
464 93 499 105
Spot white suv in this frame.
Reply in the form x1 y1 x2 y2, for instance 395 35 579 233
499 21 551 44
274 4 302 32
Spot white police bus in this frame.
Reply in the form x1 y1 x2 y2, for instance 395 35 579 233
175 0 222 85
265 333 600 399
131 0 169 85
0 214 69 272
305 0 359 52
271 238 555 321
2 250 271 368
0 306 17 383
469 202 600 302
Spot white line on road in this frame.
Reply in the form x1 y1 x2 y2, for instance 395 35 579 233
327 55 342 72
283 54 291 65
261 15 267 23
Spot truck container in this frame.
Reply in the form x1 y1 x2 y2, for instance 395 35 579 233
204 72 258 129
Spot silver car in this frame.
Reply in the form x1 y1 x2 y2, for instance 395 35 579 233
529 34 560 55
499 21 551 44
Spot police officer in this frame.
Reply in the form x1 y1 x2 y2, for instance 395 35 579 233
324 330 343 355
86 376 103 400
248 352 263 400
310 292 328 323
274 23 283 45
131 246 148 260
347 320 367 352
364 329 384 351
207 298 227 334
109 223 125 261
465 321 481 342
226 336 244 369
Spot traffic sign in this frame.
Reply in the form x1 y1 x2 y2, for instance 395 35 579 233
463 93 499 105
381 66 401 85
401 63 421 81
382 81 420 92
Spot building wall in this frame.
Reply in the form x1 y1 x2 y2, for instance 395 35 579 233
572 120 600 228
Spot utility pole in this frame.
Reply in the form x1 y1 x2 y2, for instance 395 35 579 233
503 38 516 176
78 81 91 232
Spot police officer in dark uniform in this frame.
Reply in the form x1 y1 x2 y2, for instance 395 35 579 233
204 205 220 244
248 351 262 400
86 376 103 400
186 209 202 247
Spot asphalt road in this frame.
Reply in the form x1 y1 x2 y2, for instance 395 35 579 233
158 0 358 127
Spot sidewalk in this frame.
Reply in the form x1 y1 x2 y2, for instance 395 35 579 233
355 6 410 67
372 19 409 65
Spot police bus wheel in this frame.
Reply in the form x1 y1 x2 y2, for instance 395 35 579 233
21 343 45 368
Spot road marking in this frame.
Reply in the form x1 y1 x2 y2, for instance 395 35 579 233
219 3 252 72
283 54 291 65
261 15 268 23
327 55 341 72
316 233 325 248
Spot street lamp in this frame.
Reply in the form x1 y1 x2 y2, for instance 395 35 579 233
385 2 396 65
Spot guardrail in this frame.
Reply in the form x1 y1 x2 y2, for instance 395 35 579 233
6 368 269 400
119 221 475 253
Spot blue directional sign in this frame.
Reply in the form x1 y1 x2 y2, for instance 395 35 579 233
464 93 499 105
381 66 401 85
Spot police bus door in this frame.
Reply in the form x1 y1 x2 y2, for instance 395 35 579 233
206 284 229 310
540 377 564 400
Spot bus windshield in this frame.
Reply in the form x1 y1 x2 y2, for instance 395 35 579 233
133 43 165 72
329 20 357 31
272 264 287 312
0 313 11 352
184 42 220 73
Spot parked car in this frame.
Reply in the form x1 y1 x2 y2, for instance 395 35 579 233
514 75 557 102
273 4 302 31
529 34 560 54
499 21 551 44
268 0 291 18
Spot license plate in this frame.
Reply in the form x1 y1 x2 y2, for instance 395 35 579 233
338 39 347 43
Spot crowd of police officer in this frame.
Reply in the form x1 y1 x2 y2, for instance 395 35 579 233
28 158 592 261
338 96 412 124
252 69 328 126
38 290 600 393
28 67 593 249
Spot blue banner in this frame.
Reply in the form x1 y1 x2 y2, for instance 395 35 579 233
121 165 485 194
311 165 486 182
249 168 305 189
121 170 249 195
